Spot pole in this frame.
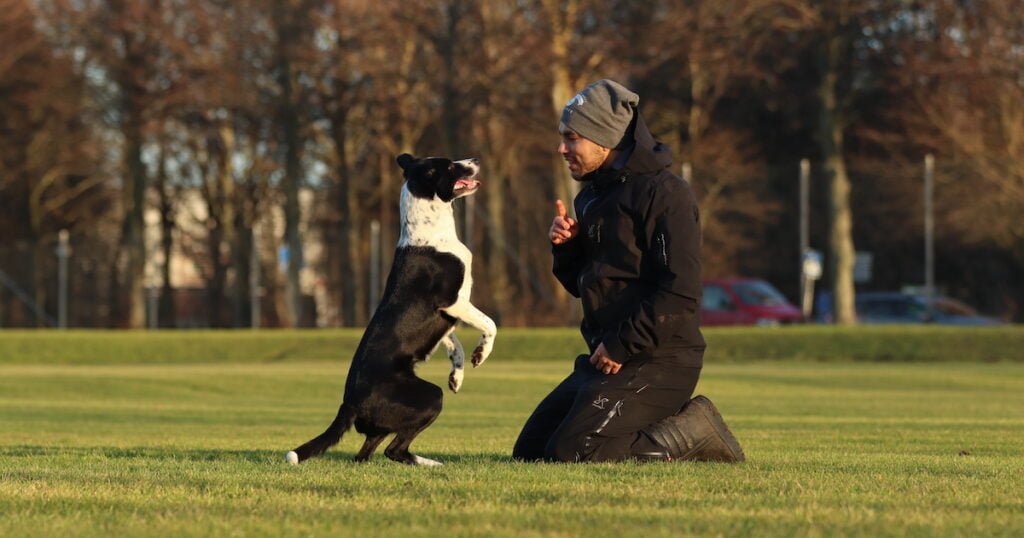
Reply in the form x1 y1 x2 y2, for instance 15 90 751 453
800 159 810 258
681 162 692 183
147 287 158 329
250 234 261 329
924 154 935 303
56 229 70 329
369 220 381 320
799 159 813 317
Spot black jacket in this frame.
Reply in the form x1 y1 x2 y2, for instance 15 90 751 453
553 113 705 367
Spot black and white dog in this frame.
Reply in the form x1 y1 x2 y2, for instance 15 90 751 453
285 154 496 466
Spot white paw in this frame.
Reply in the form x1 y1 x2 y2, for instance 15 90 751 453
448 369 464 393
413 455 443 467
285 451 299 465
472 338 494 367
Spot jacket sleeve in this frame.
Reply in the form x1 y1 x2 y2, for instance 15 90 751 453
602 177 702 362
552 235 586 298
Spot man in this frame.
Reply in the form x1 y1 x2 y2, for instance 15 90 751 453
512 79 744 463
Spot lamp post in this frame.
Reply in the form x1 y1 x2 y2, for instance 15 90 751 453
56 229 70 329
924 154 935 304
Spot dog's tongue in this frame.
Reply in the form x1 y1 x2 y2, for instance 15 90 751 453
456 178 481 189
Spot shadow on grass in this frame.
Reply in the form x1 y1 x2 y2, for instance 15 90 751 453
317 450 512 465
2 445 280 463
1 445 513 465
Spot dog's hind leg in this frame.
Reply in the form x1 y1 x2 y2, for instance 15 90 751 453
354 434 388 462
442 300 496 368
384 381 444 466
385 427 443 467
441 330 465 393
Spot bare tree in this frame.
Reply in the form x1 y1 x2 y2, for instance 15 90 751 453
780 1 907 324
268 0 317 327
1 0 105 325
908 1 1024 258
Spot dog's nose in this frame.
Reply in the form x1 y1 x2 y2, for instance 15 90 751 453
469 158 480 165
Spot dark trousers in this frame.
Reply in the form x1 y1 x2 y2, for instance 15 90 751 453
512 354 701 462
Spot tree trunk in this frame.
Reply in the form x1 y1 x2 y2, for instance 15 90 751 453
478 1 511 324
32 236 46 327
482 123 510 325
122 113 147 328
686 47 712 232
547 0 579 206
206 123 236 328
330 107 365 327
274 0 304 327
543 0 579 319
378 151 393 303
232 216 253 328
818 28 857 325
156 138 176 328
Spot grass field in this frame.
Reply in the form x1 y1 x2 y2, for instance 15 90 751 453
2 330 1023 536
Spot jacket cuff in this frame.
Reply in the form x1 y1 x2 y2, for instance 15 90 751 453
602 329 632 364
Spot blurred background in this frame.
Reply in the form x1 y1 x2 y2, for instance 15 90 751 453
1 0 1020 329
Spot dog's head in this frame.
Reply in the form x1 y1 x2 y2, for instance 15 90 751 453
397 153 481 202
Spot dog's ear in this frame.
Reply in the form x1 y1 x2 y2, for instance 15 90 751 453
396 153 415 171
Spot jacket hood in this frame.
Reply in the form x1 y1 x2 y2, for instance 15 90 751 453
623 112 673 175
584 111 673 186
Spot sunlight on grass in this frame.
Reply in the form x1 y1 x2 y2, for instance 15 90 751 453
1 356 1023 536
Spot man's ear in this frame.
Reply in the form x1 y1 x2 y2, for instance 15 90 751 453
396 153 415 170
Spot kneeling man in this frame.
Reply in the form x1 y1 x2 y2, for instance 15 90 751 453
513 79 744 463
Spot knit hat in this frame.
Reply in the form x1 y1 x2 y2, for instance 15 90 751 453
560 79 639 149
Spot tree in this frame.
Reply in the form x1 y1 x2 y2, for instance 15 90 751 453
776 0 910 324
1 0 105 326
269 0 318 327
909 0 1024 257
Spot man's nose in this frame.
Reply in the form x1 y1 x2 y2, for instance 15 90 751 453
557 141 568 155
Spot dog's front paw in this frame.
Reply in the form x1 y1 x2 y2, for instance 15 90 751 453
471 346 487 367
472 337 494 367
448 369 464 393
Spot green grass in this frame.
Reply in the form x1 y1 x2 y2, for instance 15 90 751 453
1 332 1023 536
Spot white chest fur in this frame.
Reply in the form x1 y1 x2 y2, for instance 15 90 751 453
397 185 473 296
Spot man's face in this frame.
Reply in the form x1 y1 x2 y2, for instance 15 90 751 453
558 122 612 180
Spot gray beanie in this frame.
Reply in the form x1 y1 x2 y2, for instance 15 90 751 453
560 79 639 149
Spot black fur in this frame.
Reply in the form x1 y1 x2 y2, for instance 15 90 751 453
289 155 474 465
398 153 479 202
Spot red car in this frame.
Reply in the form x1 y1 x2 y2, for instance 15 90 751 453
701 278 804 326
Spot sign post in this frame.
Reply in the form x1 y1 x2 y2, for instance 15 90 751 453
801 249 822 318
56 229 71 329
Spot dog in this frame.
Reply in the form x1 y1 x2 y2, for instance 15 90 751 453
285 153 497 466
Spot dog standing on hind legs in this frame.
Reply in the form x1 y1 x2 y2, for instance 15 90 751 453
286 154 496 466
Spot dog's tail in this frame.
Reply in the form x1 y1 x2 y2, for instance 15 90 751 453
285 402 356 465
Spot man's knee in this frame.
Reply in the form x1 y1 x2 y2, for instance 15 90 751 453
544 430 590 462
512 435 546 461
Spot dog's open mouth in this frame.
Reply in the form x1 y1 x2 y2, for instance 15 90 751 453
454 178 481 195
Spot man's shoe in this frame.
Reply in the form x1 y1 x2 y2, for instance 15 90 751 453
642 395 745 463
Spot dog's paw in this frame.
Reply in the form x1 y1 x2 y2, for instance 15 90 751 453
448 369 464 393
471 346 487 368
413 455 443 467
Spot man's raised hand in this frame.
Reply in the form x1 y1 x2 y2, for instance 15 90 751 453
549 199 580 245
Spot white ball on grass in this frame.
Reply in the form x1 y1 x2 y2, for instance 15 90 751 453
285 451 299 465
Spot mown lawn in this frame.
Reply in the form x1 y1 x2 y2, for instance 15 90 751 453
1 332 1023 537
